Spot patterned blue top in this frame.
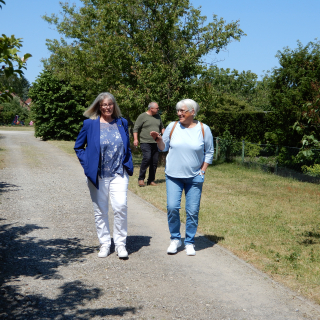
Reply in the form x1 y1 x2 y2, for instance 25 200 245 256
98 121 124 178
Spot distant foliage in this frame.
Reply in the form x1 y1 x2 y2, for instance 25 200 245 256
0 96 30 124
0 73 30 101
194 66 271 112
29 70 86 140
267 40 320 147
218 129 241 161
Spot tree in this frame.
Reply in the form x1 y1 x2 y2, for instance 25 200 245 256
0 0 31 102
28 70 86 140
268 41 320 146
0 73 30 101
43 0 245 123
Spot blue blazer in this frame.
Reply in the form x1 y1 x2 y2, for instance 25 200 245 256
74 116 133 189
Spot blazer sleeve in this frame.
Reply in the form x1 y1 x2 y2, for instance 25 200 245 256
121 117 134 176
74 121 88 168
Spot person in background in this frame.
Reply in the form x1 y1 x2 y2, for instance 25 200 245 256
133 102 165 187
150 99 214 256
74 92 133 259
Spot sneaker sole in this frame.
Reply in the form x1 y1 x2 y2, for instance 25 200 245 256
167 244 182 254
98 252 110 258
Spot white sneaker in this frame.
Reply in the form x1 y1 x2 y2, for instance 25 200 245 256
115 245 128 258
98 245 110 258
167 239 182 254
185 244 196 256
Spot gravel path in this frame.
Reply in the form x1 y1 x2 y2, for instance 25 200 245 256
0 130 320 320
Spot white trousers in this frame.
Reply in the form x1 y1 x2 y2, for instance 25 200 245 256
87 172 129 247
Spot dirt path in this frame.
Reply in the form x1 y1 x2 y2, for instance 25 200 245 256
0 130 320 320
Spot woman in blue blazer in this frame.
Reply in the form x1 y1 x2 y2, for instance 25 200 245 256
74 92 133 259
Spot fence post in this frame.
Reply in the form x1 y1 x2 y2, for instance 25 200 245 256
242 140 245 164
275 145 279 174
216 137 219 160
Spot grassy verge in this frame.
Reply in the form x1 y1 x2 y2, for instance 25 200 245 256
48 140 320 304
47 140 77 157
0 146 5 170
0 126 34 131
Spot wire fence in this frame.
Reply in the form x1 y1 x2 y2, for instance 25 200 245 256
214 137 320 183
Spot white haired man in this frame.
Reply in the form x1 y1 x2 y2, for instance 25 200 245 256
133 102 165 187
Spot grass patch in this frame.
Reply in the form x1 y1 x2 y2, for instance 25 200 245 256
0 126 34 131
0 146 5 170
49 141 320 304
130 155 320 304
47 140 77 157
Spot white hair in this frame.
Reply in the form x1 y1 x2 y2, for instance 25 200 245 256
148 101 158 110
83 92 122 119
176 99 200 116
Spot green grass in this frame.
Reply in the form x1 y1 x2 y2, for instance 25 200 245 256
45 141 320 304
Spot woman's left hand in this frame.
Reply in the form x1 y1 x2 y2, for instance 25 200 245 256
150 131 162 141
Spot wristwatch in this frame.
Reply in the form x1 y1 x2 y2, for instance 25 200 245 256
155 133 162 141
201 170 205 175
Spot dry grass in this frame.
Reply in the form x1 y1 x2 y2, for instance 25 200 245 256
48 141 320 304
130 157 320 304
0 144 5 170
0 126 34 131
47 140 77 158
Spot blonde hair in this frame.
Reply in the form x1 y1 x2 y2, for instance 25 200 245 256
83 92 122 119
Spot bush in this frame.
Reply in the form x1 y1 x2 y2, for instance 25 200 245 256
302 164 320 177
218 129 241 161
29 70 86 140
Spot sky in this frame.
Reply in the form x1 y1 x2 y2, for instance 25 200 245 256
1 0 319 85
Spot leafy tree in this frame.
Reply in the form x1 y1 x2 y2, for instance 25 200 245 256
0 73 30 101
29 70 86 140
43 0 245 123
0 1 31 102
267 41 320 146
193 66 272 112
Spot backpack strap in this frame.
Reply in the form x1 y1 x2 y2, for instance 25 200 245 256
169 121 205 139
169 121 178 139
200 122 205 139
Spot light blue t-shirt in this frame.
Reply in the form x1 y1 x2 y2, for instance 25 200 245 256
98 121 124 178
162 121 214 178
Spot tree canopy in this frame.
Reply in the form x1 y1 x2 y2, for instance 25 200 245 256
43 0 245 123
0 1 31 102
268 41 320 146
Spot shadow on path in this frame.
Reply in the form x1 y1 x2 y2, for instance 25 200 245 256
0 181 21 195
124 235 151 255
0 220 139 319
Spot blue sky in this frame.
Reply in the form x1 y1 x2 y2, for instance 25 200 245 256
1 0 319 84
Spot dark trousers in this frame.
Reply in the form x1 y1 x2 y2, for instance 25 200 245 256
139 143 159 183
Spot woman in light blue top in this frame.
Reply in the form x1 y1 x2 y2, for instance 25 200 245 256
150 99 214 256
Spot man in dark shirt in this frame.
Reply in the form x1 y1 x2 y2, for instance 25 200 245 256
133 102 165 187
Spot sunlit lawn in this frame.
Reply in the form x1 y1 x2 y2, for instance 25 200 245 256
44 140 320 304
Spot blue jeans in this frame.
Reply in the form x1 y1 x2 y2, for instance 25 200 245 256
166 174 204 245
